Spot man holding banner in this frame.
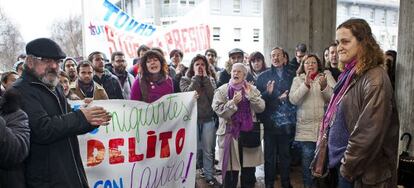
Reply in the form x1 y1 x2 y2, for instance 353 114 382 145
12 38 112 187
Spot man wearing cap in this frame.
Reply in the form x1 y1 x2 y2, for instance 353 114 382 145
88 51 124 99
216 48 254 88
12 38 112 187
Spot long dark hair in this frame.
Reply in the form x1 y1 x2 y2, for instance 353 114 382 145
248 51 267 73
139 50 169 80
186 54 211 78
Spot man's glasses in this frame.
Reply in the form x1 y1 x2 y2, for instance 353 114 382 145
31 55 62 64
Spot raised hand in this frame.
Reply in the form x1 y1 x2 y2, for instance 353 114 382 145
233 90 242 105
278 90 289 100
305 71 312 87
266 80 275 94
318 73 327 90
243 82 251 96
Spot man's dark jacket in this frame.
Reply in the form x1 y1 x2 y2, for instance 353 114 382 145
12 71 96 188
93 72 124 99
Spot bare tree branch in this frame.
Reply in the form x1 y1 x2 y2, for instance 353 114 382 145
50 15 83 58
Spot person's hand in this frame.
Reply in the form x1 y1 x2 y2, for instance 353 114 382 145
232 91 242 105
304 71 312 88
278 90 289 100
243 82 251 96
195 66 206 77
175 64 182 74
266 80 275 94
194 91 200 99
318 73 327 91
80 106 112 126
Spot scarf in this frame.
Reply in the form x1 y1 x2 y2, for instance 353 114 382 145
318 59 357 144
78 80 94 98
310 72 318 80
139 73 166 102
222 79 253 181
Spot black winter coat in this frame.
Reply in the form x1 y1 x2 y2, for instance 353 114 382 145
12 71 96 188
0 89 30 188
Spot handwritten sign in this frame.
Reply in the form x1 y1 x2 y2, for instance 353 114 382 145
76 92 197 188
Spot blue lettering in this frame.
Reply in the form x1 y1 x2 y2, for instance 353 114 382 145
114 12 129 29
93 178 123 188
135 24 148 35
103 0 120 22
125 20 139 32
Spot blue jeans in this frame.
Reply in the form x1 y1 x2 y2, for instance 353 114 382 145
335 164 354 188
297 141 316 187
197 120 217 180
264 132 292 188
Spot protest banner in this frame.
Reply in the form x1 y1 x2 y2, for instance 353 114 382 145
82 0 211 65
74 92 197 188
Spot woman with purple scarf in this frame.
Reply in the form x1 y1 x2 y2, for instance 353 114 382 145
212 63 265 188
318 18 399 188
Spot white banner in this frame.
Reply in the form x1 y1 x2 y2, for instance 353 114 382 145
76 92 197 188
82 0 211 65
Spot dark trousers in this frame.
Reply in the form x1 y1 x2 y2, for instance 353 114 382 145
264 131 292 188
224 143 257 188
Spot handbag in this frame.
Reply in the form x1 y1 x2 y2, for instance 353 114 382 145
398 132 414 187
310 127 329 178
238 122 261 148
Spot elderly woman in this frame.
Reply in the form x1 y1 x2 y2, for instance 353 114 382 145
318 18 399 188
180 54 219 186
130 50 174 102
289 54 336 188
212 63 265 188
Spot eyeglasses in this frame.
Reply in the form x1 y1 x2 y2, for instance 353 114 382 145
31 55 62 64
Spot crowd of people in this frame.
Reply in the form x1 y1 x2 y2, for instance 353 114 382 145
0 18 400 188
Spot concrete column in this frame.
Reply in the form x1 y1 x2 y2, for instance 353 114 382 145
396 0 414 153
263 0 336 64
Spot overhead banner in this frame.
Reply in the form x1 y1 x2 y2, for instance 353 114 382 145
75 92 197 188
82 0 210 64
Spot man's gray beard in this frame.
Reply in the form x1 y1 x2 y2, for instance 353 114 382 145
41 75 59 90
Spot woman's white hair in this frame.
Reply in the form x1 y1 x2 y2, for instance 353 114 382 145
231 62 248 79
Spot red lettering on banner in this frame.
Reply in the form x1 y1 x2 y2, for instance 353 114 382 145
87 139 105 167
109 138 125 164
164 32 174 53
146 131 157 159
188 27 197 52
128 137 144 162
180 28 190 53
172 29 183 51
159 131 173 158
105 26 117 55
86 129 187 166
175 128 185 154
104 25 140 59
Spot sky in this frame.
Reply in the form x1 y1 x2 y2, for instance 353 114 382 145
0 0 82 42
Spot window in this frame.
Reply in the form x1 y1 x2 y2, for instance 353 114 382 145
392 11 398 26
350 5 360 17
164 0 170 4
188 0 195 5
252 0 261 14
213 27 221 41
368 8 374 23
253 29 260 42
233 0 241 13
391 35 396 46
381 10 386 25
234 28 241 42
211 0 221 12
180 0 186 4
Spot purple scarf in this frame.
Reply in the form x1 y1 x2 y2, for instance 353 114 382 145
222 80 253 181
318 59 357 144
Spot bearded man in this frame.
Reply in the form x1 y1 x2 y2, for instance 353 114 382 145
12 38 112 187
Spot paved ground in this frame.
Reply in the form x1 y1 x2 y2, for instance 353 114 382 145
195 164 304 188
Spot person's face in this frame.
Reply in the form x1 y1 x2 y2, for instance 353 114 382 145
78 66 94 84
171 53 182 64
231 66 245 84
324 49 329 63
28 56 60 88
296 51 306 62
271 49 284 68
193 59 206 75
336 28 360 64
251 59 264 72
328 46 338 68
146 57 161 74
206 52 216 65
3 73 19 90
64 60 77 78
16 64 24 76
304 57 318 75
59 76 70 96
139 49 148 58
112 55 127 73
92 54 105 73
229 53 244 65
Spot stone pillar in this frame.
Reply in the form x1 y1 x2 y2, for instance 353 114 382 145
396 0 414 153
263 0 336 65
